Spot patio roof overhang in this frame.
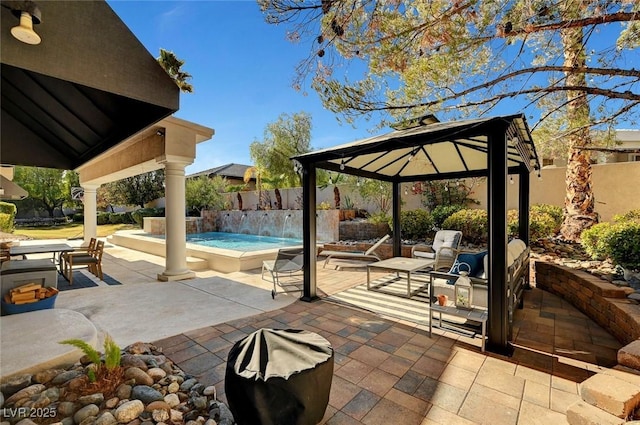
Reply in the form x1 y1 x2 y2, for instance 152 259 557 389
0 0 180 170
293 114 540 355
293 114 540 182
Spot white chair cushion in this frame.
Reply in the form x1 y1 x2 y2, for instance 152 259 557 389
413 251 436 259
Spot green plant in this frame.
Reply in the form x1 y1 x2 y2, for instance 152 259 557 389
607 222 640 270
613 209 640 224
131 208 165 228
73 213 84 223
507 209 557 241
367 211 392 229
0 202 17 232
442 209 488 244
317 201 332 210
531 204 563 233
97 212 110 225
430 204 463 229
400 209 434 240
60 335 122 382
342 195 355 210
581 222 614 260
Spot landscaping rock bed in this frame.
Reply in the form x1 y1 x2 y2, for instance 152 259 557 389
0 342 234 425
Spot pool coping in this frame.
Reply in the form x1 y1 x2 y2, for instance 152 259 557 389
108 230 300 273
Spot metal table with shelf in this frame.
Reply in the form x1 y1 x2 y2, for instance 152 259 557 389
429 303 488 352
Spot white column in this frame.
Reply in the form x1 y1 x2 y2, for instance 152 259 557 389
158 160 195 281
82 185 99 247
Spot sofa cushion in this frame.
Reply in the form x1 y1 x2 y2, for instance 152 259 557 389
448 253 482 283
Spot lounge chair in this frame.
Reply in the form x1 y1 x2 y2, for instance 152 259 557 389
320 234 390 269
262 247 305 299
411 230 462 271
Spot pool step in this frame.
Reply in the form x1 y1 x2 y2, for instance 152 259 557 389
187 256 209 271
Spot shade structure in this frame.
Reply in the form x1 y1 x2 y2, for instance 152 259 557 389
0 0 179 170
293 115 538 182
292 114 540 354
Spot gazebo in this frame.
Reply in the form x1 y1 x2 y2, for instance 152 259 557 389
292 114 541 353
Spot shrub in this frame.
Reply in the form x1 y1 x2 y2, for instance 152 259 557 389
613 209 640 224
108 212 127 224
431 204 463 229
400 209 434 240
442 209 488 244
0 213 13 233
507 209 557 241
131 208 165 228
97 212 110 225
317 201 331 210
367 211 392 229
531 204 563 233
73 213 84 223
0 202 16 233
607 222 640 270
581 222 614 260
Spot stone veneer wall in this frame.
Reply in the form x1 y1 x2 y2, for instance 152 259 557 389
338 222 390 241
535 262 640 345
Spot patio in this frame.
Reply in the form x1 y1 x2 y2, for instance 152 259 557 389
2 240 623 424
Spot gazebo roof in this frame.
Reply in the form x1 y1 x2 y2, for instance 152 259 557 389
1 0 179 170
293 114 539 182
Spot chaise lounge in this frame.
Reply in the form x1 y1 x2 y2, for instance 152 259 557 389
319 234 390 269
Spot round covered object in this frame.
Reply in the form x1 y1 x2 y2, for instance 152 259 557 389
225 328 334 425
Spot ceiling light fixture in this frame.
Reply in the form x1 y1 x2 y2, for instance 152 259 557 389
8 1 42 45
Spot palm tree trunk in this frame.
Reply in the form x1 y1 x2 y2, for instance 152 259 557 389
334 186 341 209
274 188 282 210
559 23 598 241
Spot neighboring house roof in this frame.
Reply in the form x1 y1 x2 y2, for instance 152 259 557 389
615 130 640 145
188 163 254 180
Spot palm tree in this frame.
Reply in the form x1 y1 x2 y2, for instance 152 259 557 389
157 49 193 93
244 166 265 210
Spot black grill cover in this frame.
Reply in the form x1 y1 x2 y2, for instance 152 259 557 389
225 328 334 425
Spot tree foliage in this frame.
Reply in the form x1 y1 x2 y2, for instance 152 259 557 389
12 166 77 217
260 0 640 240
157 48 194 93
104 170 165 209
186 175 228 212
249 112 313 188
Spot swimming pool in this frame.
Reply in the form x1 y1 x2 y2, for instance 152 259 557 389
184 232 302 251
111 230 304 273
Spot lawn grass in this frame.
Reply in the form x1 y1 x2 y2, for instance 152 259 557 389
13 223 139 240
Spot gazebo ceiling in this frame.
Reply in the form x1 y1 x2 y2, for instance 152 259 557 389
293 114 540 182
0 0 179 170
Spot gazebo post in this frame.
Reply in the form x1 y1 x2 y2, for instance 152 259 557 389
392 182 402 257
301 163 318 301
487 125 510 354
518 166 531 246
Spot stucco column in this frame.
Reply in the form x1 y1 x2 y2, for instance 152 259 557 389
158 160 195 281
82 185 99 247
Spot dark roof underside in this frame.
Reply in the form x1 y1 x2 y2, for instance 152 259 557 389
0 0 179 170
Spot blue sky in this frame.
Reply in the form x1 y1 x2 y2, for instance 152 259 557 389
108 0 377 175
108 1 638 175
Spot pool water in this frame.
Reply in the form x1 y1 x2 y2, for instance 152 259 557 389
183 232 302 251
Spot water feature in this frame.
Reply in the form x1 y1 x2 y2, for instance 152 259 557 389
221 213 233 233
258 213 269 236
238 213 249 234
282 214 293 239
210 210 338 242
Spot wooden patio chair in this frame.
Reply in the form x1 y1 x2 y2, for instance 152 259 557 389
63 240 104 285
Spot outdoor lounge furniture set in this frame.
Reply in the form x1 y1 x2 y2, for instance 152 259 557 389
0 240 106 300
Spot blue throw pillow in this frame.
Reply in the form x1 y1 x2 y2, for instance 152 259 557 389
447 253 479 284
473 251 487 278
